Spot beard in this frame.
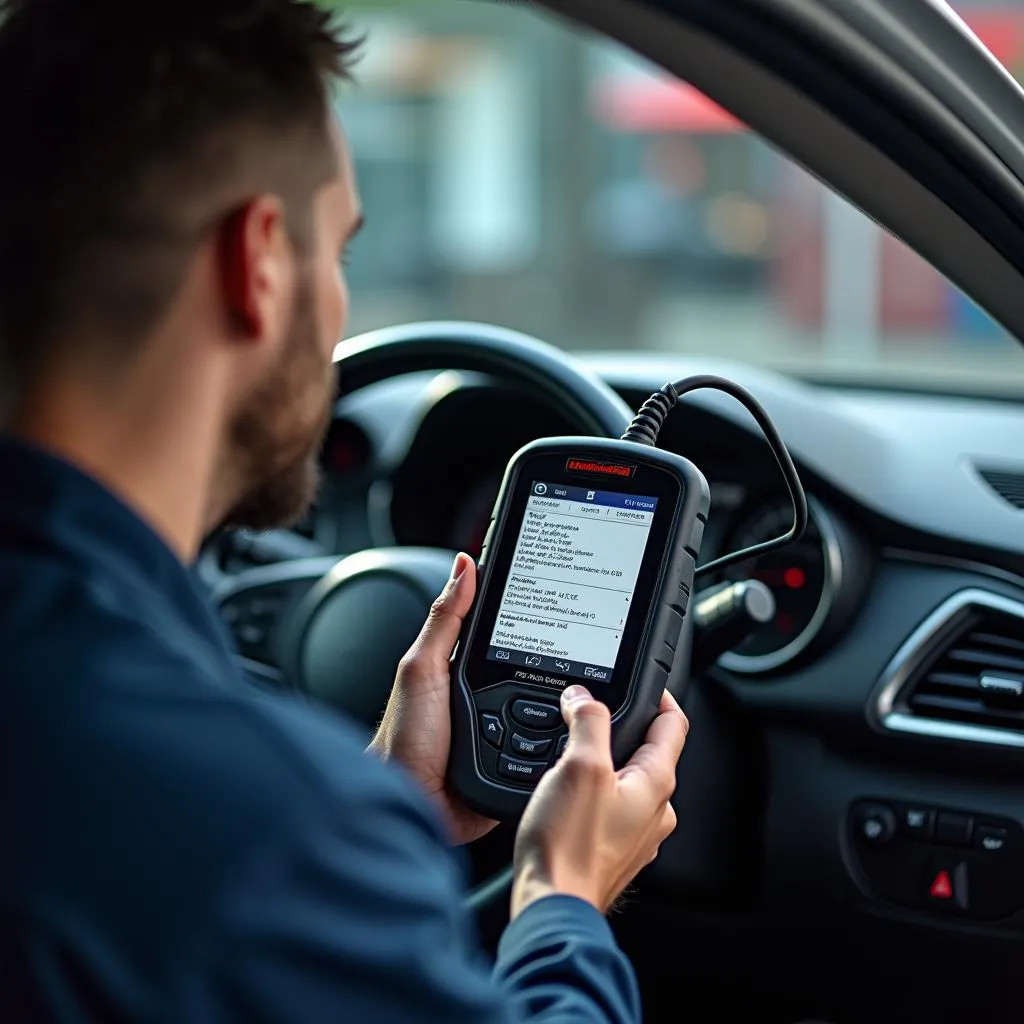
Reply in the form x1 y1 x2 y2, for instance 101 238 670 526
219 272 335 532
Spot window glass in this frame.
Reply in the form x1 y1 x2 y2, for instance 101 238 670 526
335 0 1024 392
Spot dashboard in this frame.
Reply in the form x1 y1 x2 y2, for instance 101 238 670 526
313 378 834 661
298 355 1024 685
210 351 1024 1021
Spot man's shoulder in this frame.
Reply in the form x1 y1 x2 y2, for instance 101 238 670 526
3 560 427 827
2 547 411 799
0 555 447 953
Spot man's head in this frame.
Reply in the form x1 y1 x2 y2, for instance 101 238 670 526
0 0 363 538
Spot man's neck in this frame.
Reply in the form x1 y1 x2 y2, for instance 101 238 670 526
12 369 225 564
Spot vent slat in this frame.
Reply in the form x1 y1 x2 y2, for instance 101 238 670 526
945 648 1024 673
911 693 1024 727
919 671 980 695
966 630 1024 655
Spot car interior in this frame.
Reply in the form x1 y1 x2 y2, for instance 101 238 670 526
197 1 1024 1021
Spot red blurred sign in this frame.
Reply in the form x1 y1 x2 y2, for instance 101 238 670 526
594 78 741 133
595 10 1024 134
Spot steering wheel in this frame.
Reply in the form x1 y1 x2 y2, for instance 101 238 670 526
214 321 634 910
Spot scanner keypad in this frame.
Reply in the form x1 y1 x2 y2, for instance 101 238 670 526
472 686 570 790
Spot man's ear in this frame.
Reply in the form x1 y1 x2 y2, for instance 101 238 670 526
217 195 292 346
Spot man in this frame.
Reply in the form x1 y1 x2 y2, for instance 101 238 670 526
0 2 688 1021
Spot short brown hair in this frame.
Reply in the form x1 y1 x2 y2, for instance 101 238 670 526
0 0 360 409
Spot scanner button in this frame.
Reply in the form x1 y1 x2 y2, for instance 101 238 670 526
511 700 560 729
511 733 552 757
498 756 547 784
553 733 568 760
478 520 495 569
480 713 504 749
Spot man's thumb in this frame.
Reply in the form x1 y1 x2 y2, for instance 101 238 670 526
560 685 613 754
406 552 477 666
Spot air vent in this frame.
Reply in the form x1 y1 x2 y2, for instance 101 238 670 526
875 590 1024 748
907 618 1024 727
976 466 1024 510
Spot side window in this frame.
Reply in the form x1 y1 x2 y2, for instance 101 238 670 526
339 1 1022 387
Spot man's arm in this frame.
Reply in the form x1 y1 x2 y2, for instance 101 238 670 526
175 773 639 1024
497 896 640 1022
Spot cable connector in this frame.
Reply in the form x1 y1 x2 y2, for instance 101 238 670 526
620 381 679 446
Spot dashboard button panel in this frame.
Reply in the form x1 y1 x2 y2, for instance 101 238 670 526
898 804 935 840
849 799 1024 921
935 810 974 847
925 859 969 911
976 825 1008 853
853 802 897 845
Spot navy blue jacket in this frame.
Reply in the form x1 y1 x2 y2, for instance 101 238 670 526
0 438 640 1023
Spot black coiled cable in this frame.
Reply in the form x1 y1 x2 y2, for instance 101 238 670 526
620 381 679 446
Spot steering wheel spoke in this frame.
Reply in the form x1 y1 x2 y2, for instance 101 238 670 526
213 556 342 682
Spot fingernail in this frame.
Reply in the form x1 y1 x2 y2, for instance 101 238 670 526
444 553 470 597
563 685 591 703
449 552 469 583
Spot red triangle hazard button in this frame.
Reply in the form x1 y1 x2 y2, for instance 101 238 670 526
929 869 953 900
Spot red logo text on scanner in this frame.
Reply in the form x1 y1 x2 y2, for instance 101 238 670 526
566 459 634 478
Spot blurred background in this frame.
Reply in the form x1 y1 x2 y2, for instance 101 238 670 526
327 0 1024 393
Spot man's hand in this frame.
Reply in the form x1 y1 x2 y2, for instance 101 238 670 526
511 685 688 918
368 552 498 845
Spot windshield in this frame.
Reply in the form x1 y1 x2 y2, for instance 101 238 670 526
335 0 1024 395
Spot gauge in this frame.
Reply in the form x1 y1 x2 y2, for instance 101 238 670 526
450 473 502 555
716 496 845 673
321 419 371 478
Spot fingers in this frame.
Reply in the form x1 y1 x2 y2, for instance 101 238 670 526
400 553 477 679
619 692 689 801
659 801 677 841
658 687 687 723
560 686 612 764
644 804 678 866
645 691 689 762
